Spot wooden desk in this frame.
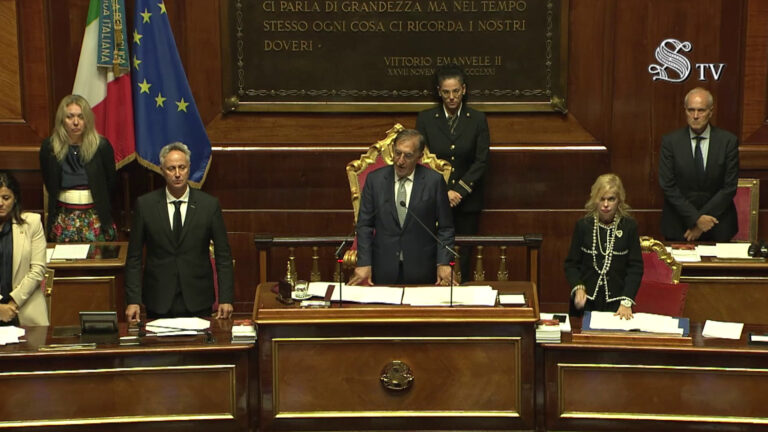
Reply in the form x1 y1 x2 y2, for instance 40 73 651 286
47 242 128 326
540 319 768 431
680 257 768 324
254 281 539 431
0 323 255 431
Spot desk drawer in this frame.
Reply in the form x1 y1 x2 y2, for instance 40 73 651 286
272 336 522 418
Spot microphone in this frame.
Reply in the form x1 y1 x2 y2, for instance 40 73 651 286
399 200 458 306
398 201 459 260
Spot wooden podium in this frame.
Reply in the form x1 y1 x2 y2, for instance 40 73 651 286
253 281 539 431
47 242 128 326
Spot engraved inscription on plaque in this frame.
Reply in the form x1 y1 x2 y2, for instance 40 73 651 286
222 0 568 112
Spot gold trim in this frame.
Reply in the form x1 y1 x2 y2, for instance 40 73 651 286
558 363 768 423
0 365 237 427
256 316 537 325
737 178 760 243
272 336 522 419
640 236 682 283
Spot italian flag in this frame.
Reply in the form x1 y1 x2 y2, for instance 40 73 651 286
72 0 135 168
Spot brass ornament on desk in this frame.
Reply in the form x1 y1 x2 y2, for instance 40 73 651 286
379 361 414 391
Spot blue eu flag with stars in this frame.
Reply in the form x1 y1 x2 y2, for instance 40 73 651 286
131 0 211 185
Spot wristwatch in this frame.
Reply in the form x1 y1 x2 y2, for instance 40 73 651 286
620 299 632 308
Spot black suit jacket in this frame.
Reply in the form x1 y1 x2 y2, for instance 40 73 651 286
125 187 234 314
39 137 116 234
356 164 455 285
659 125 739 241
416 105 490 212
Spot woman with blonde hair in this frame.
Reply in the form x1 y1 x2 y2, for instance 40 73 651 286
564 173 643 319
0 171 48 326
39 95 117 242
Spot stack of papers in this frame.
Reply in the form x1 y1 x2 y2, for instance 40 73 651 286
402 285 497 306
231 320 257 344
669 248 701 262
586 311 685 336
307 282 403 304
702 320 743 340
714 243 751 259
146 317 210 336
536 322 561 343
0 326 24 345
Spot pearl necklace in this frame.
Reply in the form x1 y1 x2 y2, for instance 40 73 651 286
591 216 619 300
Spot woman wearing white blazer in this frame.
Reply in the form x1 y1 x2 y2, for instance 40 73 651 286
0 171 48 326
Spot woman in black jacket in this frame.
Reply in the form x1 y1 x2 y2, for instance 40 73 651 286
39 95 116 242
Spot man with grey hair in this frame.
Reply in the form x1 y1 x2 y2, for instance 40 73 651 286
349 129 455 286
125 142 234 321
659 87 739 242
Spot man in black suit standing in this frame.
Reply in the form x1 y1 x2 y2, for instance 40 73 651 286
659 87 739 242
125 142 234 321
416 64 489 280
348 129 455 286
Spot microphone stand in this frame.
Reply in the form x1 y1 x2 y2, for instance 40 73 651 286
334 235 352 308
399 201 460 306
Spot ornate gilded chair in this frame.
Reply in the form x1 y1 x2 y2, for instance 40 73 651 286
343 123 452 267
633 236 688 316
733 178 760 243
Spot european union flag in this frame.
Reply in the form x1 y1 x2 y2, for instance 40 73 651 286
131 0 211 185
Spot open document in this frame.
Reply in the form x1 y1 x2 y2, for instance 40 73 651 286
402 285 497 306
308 282 403 304
584 311 687 336
146 317 210 336
0 326 24 345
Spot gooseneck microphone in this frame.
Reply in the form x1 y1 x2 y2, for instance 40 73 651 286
399 201 458 305
399 201 459 260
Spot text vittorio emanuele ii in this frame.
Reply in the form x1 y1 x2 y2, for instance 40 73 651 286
262 0 527 52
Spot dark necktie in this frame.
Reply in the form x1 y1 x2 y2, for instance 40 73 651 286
172 200 183 242
693 135 705 181
447 114 458 135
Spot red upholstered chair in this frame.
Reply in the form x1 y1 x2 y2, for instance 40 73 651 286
633 236 688 316
732 178 760 243
343 123 452 267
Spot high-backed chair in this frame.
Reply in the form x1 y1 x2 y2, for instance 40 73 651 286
733 178 760 243
633 236 688 316
343 123 452 267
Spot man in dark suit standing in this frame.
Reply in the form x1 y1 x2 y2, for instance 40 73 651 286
125 142 234 321
416 64 489 280
348 129 455 286
659 87 739 242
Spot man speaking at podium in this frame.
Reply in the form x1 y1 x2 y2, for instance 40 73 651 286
348 129 455 286
125 142 234 321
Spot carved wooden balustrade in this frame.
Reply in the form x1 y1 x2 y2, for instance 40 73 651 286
253 234 543 287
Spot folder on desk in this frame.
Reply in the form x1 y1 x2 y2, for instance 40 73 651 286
583 311 690 337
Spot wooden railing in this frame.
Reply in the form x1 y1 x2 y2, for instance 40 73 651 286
253 234 543 287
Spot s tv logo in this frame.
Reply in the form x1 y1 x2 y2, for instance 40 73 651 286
648 38 725 82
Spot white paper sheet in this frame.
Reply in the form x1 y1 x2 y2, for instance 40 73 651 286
499 294 526 305
695 245 718 257
146 317 210 335
402 285 497 306
702 320 744 339
308 281 345 298
0 326 25 345
51 244 90 260
715 243 751 259
670 249 701 262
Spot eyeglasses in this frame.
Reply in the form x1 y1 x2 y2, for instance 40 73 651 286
393 149 417 161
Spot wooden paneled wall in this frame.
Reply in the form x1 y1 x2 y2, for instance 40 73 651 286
1 0 766 312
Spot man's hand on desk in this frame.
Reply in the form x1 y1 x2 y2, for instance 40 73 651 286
348 266 373 286
436 265 454 285
125 304 141 323
215 303 233 320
